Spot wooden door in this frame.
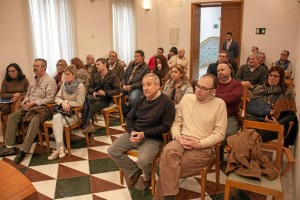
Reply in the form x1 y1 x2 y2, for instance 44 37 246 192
190 2 243 79
190 4 201 80
220 3 243 66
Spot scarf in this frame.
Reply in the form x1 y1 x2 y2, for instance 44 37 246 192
64 79 80 94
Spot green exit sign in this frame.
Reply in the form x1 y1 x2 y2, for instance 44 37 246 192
256 28 266 35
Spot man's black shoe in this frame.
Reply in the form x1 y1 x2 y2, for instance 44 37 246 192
0 147 17 157
14 151 26 164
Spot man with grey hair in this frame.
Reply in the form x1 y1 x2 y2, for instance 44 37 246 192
108 50 124 81
168 48 190 77
235 53 268 90
86 54 96 81
108 73 175 189
0 58 57 164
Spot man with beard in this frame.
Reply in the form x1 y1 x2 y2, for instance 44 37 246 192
216 63 243 160
0 58 57 164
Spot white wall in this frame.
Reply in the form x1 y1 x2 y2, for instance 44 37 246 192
294 11 300 200
241 0 300 68
74 0 112 62
0 0 33 81
200 7 221 43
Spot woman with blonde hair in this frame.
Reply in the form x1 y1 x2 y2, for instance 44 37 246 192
48 65 85 160
54 59 68 88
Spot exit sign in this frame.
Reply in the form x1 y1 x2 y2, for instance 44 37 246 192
256 28 266 35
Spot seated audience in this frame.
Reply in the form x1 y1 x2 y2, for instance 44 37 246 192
148 47 167 71
163 64 193 108
108 73 175 189
258 52 268 69
71 57 89 88
82 58 121 140
207 50 238 76
85 54 96 76
48 66 85 160
168 48 190 77
251 46 259 53
246 66 298 147
216 63 243 160
274 50 293 79
54 59 68 88
152 54 169 86
0 58 57 164
235 53 268 90
0 63 29 138
167 46 178 60
121 50 150 113
154 74 227 200
108 50 124 81
216 63 242 135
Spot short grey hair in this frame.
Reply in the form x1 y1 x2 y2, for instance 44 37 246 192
35 58 47 68
143 73 160 85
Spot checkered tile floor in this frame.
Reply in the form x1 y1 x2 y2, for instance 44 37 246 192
0 115 294 200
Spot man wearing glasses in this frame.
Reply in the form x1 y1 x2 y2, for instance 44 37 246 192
154 74 227 200
274 50 293 79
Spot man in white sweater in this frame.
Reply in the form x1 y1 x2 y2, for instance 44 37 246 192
154 74 227 200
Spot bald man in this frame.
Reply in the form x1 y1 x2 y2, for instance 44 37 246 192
168 48 190 78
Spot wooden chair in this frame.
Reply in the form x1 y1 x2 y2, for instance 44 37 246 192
0 160 38 199
43 107 89 157
237 85 250 129
224 120 295 200
100 94 124 136
0 96 24 143
119 124 169 195
188 143 221 200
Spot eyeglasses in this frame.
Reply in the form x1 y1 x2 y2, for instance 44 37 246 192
8 70 17 73
195 84 214 91
281 54 288 56
268 74 280 78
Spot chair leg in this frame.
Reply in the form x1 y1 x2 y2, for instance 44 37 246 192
38 129 43 149
1 116 7 143
103 113 110 136
64 127 71 157
85 132 90 146
119 110 124 125
43 125 50 152
223 180 231 200
200 170 207 200
151 158 157 195
120 169 124 185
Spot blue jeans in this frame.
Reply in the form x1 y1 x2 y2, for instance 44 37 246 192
128 89 143 108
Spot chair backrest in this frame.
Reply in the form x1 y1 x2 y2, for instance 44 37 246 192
242 120 284 170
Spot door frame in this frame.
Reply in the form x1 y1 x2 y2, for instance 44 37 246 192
190 0 244 80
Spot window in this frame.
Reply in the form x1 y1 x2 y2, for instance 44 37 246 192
112 0 135 64
28 0 75 75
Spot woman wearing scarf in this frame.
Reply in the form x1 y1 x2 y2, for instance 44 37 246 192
246 66 298 146
48 66 85 160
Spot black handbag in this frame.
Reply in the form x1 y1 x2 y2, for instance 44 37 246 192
52 105 75 117
246 94 280 118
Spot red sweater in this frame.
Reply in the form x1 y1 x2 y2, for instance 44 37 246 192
216 79 243 117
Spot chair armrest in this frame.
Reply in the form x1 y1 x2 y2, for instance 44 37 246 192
281 147 295 176
122 123 127 131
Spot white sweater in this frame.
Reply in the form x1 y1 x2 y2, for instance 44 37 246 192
171 94 227 148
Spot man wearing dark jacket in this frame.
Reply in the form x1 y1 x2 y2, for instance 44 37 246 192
108 73 175 189
121 50 150 111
